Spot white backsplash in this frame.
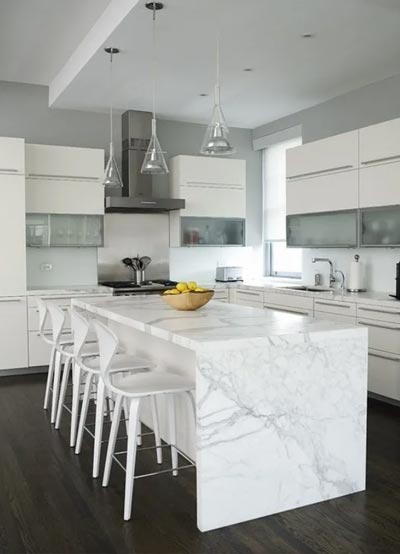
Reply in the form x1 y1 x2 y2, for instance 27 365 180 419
169 246 263 284
27 247 98 288
302 248 400 293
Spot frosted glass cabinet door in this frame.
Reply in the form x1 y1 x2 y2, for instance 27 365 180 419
181 217 245 246
361 206 400 246
26 214 104 247
287 211 358 248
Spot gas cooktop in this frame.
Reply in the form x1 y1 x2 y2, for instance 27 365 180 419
99 280 177 295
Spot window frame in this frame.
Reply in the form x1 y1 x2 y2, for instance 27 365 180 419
264 240 302 279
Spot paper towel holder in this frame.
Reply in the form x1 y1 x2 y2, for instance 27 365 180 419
347 254 367 293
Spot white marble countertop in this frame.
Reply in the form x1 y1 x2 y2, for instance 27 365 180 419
0 285 112 298
73 295 362 351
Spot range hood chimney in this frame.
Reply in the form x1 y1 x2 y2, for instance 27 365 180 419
105 110 185 213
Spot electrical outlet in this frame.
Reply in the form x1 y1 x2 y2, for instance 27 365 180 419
40 263 53 272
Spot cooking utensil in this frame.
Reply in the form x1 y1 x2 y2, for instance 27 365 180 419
140 256 152 270
131 256 141 271
122 257 136 282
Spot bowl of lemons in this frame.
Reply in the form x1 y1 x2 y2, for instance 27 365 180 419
161 281 214 311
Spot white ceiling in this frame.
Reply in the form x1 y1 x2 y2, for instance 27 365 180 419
0 0 111 85
5 0 400 129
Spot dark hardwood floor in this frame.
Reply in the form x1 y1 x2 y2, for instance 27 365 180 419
0 374 400 554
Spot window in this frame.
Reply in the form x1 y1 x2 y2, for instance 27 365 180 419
263 135 302 278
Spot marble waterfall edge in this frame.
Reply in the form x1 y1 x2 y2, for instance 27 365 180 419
195 328 368 531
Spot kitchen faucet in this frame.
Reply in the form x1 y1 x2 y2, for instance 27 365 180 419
312 257 336 288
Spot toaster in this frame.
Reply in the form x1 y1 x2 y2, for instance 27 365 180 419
215 266 244 282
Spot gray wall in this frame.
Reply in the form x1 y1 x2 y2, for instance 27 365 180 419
0 80 122 166
156 119 262 246
253 72 400 144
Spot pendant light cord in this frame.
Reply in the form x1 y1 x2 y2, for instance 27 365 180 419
215 9 221 106
152 4 157 121
109 50 114 154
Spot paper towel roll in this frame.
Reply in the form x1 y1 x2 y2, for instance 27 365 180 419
348 255 365 291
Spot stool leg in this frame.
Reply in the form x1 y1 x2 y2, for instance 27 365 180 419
75 373 93 454
93 377 106 479
55 356 72 429
43 346 56 410
70 363 82 448
124 398 141 521
51 351 62 424
150 396 162 464
167 394 178 477
102 394 123 487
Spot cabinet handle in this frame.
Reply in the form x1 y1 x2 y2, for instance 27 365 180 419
28 173 99 181
287 165 353 180
361 154 400 165
35 306 69 312
358 320 400 331
37 330 71 338
186 180 243 189
140 201 157 205
0 297 23 303
265 305 308 315
315 300 351 308
237 290 261 297
369 350 400 362
0 168 19 173
358 306 400 316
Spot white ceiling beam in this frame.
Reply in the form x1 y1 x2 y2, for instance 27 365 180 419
49 0 140 106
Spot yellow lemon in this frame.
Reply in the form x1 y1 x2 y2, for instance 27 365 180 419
187 281 198 291
170 289 181 295
182 289 190 294
176 282 188 292
163 290 171 295
194 287 205 292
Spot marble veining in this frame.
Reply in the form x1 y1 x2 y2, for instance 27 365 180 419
74 296 368 532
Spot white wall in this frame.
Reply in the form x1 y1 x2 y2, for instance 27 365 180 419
98 214 170 281
302 248 400 293
27 248 98 287
169 246 262 284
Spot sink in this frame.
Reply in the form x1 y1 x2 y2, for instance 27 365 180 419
280 285 333 293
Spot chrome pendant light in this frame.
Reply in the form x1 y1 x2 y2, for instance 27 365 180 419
141 2 169 175
103 47 123 188
200 29 234 156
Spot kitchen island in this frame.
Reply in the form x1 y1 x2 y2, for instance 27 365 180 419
73 295 368 532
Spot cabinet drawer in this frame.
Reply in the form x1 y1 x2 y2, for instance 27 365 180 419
0 297 28 370
286 170 358 215
236 289 263 305
356 304 400 325
264 291 313 311
368 349 400 401
28 305 71 332
357 318 400 355
213 289 229 302
314 299 356 317
26 144 104 181
286 131 358 179
264 303 312 316
314 311 356 325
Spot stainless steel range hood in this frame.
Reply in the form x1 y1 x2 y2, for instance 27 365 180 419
105 110 185 213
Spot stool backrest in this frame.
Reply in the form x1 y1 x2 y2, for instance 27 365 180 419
36 297 48 338
70 309 90 359
92 320 119 392
47 302 66 346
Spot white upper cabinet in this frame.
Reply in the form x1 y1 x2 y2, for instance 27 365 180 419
25 144 105 215
170 155 246 218
25 144 104 180
286 170 358 215
286 131 358 180
0 174 26 294
0 137 25 175
360 161 400 208
359 117 400 166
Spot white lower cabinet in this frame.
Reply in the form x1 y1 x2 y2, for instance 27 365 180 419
234 289 264 308
212 288 229 303
263 291 313 316
367 350 400 401
0 297 28 370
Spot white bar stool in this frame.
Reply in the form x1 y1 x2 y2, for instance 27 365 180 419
37 298 74 420
93 319 195 521
72 309 161 479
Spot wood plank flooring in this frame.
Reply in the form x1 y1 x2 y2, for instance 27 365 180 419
0 373 399 554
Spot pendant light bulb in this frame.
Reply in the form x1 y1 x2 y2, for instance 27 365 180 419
103 47 123 188
201 30 235 156
142 2 169 175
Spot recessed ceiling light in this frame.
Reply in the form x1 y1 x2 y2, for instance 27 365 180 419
302 33 315 39
243 68 253 72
